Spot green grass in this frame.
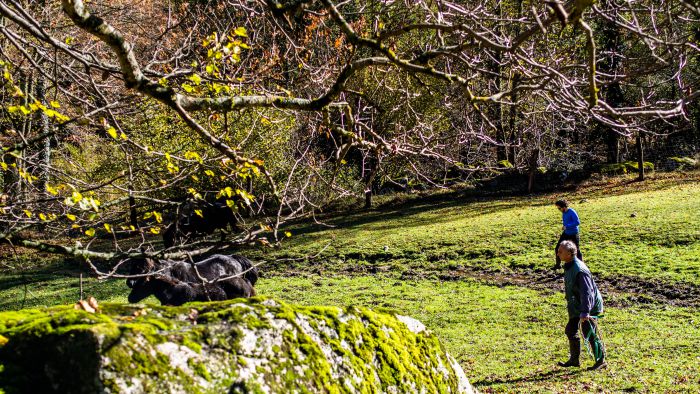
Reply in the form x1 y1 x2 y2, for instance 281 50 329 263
257 275 700 393
252 173 700 286
1 173 699 392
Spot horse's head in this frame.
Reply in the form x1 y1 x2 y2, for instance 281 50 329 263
126 258 161 303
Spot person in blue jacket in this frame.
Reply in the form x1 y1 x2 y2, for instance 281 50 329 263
554 199 583 269
556 240 607 371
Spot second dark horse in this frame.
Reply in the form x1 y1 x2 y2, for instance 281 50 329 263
162 199 240 248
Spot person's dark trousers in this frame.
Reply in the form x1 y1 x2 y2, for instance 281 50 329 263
565 317 605 364
554 233 583 268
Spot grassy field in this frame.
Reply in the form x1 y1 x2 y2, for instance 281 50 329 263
1 172 699 392
251 173 700 287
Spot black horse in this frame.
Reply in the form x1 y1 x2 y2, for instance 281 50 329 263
126 254 258 306
162 199 241 248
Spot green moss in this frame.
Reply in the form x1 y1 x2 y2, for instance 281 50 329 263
182 337 203 353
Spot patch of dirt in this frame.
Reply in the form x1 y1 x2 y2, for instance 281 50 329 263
266 257 700 308
425 266 700 308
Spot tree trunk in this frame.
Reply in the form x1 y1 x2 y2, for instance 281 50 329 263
527 148 540 193
363 158 380 209
636 133 644 181
508 73 520 165
508 0 523 165
129 195 138 229
492 1 506 164
35 76 51 191
246 176 254 217
18 75 33 198
599 0 623 164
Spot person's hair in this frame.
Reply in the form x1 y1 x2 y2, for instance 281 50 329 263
559 240 578 255
555 199 568 208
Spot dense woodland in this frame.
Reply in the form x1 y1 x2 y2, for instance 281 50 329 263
0 0 698 269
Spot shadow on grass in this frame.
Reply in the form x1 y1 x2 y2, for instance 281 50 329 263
286 173 700 239
475 367 583 387
0 259 128 311
289 193 550 239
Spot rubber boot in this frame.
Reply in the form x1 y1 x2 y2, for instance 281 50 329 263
558 339 580 367
587 338 607 370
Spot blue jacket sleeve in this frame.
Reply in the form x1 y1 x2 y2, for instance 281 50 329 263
563 209 580 234
577 272 595 318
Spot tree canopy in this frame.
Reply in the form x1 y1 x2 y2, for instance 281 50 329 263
0 0 698 270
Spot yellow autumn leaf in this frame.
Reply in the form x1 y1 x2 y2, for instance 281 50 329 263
39 213 47 221
104 223 112 232
23 210 32 218
150 227 161 235
45 184 59 195
194 209 203 218
85 228 96 237
66 213 76 221
106 127 118 139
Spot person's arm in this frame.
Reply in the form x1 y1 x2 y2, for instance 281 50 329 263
570 209 580 226
578 272 595 319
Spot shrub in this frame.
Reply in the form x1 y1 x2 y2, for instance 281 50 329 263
600 161 654 175
668 157 698 171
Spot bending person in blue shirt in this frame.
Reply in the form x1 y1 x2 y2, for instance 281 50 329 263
554 199 583 269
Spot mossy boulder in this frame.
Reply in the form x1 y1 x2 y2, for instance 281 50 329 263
0 297 475 393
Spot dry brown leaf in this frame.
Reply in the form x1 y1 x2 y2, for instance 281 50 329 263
75 299 95 313
87 296 99 310
188 308 199 324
